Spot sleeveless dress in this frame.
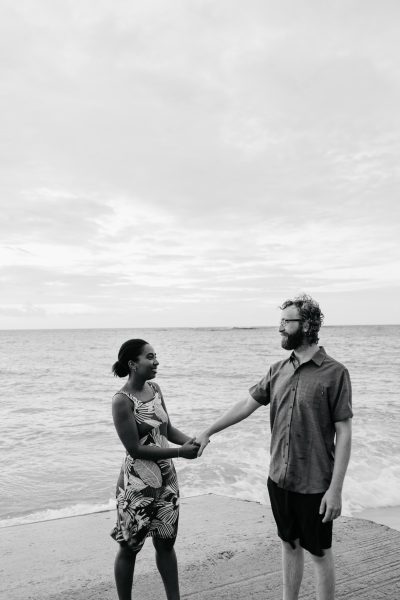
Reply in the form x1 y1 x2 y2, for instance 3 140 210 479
110 381 179 552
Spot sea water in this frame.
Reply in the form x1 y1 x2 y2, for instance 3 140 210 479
1 326 399 527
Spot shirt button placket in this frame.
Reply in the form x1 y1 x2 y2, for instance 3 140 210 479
283 379 297 487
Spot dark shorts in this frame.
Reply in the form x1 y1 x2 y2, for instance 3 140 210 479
267 477 333 557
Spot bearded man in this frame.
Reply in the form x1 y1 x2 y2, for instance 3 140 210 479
196 294 352 600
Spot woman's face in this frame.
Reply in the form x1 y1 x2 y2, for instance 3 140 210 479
134 344 159 380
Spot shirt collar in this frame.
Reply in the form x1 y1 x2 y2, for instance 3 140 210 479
289 346 326 367
311 346 326 366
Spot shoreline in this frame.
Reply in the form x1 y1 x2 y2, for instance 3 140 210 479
1 494 400 599
353 505 400 532
2 496 399 532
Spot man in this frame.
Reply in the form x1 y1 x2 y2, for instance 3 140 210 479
196 294 352 600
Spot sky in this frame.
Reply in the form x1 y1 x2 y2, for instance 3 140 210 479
1 0 400 329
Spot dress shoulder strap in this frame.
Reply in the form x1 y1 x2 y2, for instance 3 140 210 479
147 380 161 397
113 390 138 405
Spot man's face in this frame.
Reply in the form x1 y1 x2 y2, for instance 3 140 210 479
279 306 305 350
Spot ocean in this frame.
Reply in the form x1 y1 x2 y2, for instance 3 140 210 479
1 326 399 528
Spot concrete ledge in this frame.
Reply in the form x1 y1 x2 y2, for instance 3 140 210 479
1 494 400 599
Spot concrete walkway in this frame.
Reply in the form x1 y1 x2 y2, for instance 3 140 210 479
1 494 399 599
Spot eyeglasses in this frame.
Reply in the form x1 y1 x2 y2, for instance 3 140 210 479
279 319 302 327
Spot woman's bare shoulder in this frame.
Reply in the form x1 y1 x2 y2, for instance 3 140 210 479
112 391 135 408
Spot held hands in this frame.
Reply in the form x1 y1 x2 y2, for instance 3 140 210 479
194 431 211 457
178 432 211 460
179 438 200 460
319 487 342 523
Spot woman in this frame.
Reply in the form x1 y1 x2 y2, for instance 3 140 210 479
111 338 199 600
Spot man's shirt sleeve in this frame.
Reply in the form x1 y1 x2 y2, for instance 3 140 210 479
249 368 272 406
330 366 353 421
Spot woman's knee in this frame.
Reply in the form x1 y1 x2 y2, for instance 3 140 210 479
117 542 137 560
152 537 176 553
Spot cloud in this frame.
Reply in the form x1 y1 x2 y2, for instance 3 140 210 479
1 1 400 327
3 1 398 208
0 189 114 245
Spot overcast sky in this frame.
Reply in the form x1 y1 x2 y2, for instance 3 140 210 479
1 1 399 329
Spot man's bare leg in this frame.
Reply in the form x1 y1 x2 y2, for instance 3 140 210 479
309 548 335 600
282 539 304 600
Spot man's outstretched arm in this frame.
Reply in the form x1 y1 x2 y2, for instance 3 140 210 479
196 396 262 456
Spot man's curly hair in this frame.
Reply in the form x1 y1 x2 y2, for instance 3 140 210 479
280 294 324 345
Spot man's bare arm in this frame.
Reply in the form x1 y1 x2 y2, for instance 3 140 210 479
196 396 262 456
320 418 352 522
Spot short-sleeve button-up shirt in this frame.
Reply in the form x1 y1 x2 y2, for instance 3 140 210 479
249 347 352 494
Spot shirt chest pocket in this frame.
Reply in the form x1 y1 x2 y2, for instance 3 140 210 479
295 380 327 410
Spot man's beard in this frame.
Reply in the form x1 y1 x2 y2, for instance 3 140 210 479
281 328 306 350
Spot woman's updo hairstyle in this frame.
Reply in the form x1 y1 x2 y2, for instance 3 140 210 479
112 339 148 378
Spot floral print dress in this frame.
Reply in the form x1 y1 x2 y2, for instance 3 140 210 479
110 381 179 552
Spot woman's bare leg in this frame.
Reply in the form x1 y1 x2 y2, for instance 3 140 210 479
114 544 137 600
153 537 180 600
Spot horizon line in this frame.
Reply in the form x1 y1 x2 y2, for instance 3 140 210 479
0 323 398 332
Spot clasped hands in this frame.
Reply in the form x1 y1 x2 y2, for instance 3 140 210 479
179 432 210 459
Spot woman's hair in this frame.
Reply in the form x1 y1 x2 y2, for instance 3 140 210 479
112 338 148 378
280 294 324 345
